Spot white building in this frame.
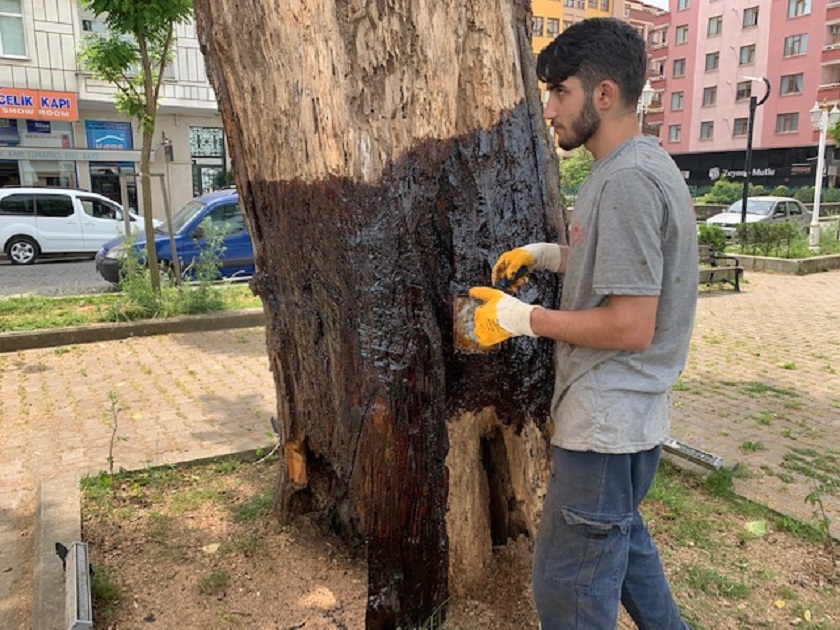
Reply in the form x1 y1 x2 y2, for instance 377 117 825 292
0 0 226 219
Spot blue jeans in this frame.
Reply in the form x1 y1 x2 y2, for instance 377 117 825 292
532 446 689 629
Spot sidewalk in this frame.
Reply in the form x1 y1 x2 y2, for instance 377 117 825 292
1 270 839 628
0 327 276 629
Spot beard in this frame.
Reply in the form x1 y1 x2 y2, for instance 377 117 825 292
557 94 600 151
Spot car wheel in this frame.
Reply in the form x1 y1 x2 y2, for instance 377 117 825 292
6 236 39 265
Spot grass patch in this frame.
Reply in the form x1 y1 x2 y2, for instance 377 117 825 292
90 565 123 617
0 284 260 333
685 565 750 600
198 570 231 596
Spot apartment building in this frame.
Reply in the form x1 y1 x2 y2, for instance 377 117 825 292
531 0 630 56
0 1 225 218
653 0 839 189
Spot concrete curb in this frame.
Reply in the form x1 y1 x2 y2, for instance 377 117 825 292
32 448 272 630
0 309 266 354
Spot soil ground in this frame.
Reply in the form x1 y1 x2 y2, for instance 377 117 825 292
82 456 840 630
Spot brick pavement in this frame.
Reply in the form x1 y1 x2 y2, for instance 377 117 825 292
1 270 839 628
0 328 276 629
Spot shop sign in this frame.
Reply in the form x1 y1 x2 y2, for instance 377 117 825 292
709 166 776 181
85 120 133 150
0 147 146 162
0 88 79 121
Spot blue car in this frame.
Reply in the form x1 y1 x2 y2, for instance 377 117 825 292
95 188 255 284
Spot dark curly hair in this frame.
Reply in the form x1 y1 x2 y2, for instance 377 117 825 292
536 18 647 111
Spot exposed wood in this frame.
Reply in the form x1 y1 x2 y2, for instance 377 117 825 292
193 1 564 626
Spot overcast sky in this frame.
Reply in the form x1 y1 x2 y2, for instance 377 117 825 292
646 0 669 9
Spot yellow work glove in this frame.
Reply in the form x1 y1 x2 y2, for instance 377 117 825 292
492 243 563 291
468 287 538 347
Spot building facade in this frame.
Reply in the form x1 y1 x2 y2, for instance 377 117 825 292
651 0 839 190
0 1 225 219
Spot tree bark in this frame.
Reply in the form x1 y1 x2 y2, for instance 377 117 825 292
194 1 564 626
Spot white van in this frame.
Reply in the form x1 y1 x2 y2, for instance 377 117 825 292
0 187 158 265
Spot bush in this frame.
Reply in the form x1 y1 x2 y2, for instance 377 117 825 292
771 185 791 198
696 178 742 204
736 222 800 257
698 225 727 253
794 186 815 203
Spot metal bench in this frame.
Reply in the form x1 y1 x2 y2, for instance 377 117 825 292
698 243 742 291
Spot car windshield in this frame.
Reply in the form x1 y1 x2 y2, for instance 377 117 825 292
159 199 206 234
726 199 774 216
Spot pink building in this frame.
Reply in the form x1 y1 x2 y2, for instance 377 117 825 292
650 0 838 189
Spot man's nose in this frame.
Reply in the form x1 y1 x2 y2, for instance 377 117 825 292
543 92 558 120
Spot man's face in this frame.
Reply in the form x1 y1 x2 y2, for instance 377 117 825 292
543 76 600 151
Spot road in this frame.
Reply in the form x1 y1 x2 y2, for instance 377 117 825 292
0 256 114 297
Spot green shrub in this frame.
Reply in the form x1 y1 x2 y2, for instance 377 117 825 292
794 186 815 203
736 222 800 257
698 225 727 253
771 185 791 198
696 178 742 204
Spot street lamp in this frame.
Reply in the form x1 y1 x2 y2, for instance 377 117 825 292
808 102 840 252
740 76 771 225
637 79 655 133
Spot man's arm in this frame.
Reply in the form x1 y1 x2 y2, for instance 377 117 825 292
530 294 658 352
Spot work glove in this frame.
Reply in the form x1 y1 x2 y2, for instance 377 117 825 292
491 243 562 291
468 287 538 347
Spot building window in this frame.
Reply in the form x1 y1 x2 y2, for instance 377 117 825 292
743 7 759 28
705 51 720 72
563 20 573 30
564 0 574 6
588 0 597 7
788 0 810 18
678 0 689 9
600 0 609 10
708 15 723 36
775 113 799 133
830 24 840 45
700 121 714 140
736 81 752 101
739 44 756 65
675 25 688 44
0 0 26 57
780 73 804 95
532 17 543 36
702 86 717 106
671 91 684 110
189 127 227 196
673 58 686 77
546 19 559 38
783 34 808 56
668 124 682 143
733 118 749 137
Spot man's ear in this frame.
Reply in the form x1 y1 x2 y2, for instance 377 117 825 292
594 80 621 111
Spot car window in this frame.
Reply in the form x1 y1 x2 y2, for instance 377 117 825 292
772 203 787 218
0 194 35 215
167 199 205 234
788 201 803 216
34 194 74 218
205 203 245 234
79 196 123 221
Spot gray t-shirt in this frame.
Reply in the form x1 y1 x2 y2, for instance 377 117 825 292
551 136 698 453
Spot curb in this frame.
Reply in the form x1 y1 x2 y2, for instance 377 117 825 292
32 447 273 630
0 309 266 354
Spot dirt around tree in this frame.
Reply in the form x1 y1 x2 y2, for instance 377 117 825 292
82 456 839 629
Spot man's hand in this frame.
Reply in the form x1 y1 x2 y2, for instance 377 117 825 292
468 287 538 347
491 243 563 290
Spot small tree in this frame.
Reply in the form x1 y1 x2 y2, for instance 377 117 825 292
697 177 743 204
78 0 193 293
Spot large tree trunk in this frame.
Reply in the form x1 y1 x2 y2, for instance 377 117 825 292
194 1 564 626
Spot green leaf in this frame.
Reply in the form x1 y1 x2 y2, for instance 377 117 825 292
743 519 767 538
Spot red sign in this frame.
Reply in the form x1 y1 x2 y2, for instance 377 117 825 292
0 88 79 121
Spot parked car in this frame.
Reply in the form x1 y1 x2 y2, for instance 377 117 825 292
96 188 255 284
0 187 160 265
705 196 811 239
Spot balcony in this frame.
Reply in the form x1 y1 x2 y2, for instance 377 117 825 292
828 2 840 20
822 45 840 62
817 83 840 101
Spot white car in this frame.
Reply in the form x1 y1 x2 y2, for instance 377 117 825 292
705 196 811 239
0 187 161 265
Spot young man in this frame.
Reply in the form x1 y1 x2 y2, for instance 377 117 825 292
468 18 697 629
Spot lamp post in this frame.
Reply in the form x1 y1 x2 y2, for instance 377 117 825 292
740 76 771 225
808 102 840 252
637 79 655 133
